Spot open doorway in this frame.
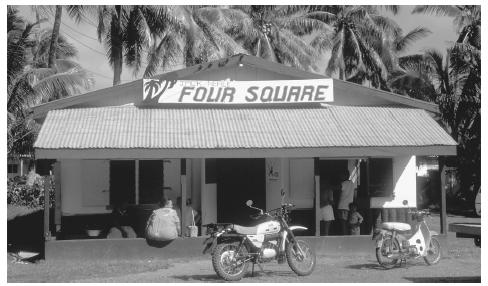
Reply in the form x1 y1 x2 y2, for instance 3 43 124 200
216 159 265 225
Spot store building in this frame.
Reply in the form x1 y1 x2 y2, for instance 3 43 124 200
32 54 456 246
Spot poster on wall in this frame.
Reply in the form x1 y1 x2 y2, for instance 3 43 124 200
140 79 333 105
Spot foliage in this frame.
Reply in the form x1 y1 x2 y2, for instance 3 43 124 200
404 5 481 200
7 7 93 157
7 176 55 209
307 6 401 89
227 6 326 72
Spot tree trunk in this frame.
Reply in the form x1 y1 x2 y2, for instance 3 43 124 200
112 6 123 86
48 6 63 69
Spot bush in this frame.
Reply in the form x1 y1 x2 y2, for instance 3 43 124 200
7 176 55 209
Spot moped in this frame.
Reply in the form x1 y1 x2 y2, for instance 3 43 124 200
373 203 441 268
202 195 316 281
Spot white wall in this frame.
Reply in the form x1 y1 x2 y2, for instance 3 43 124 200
265 158 284 211
60 159 183 215
60 159 111 215
289 158 315 209
370 156 417 208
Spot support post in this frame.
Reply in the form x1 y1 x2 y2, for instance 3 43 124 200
181 159 187 236
314 158 320 237
20 158 24 176
135 160 139 204
53 162 62 233
43 175 52 240
439 156 447 235
200 158 206 234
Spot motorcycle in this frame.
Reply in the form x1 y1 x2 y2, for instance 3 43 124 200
202 198 316 281
373 205 441 268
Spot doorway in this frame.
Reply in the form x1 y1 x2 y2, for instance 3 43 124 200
319 159 348 236
216 159 266 225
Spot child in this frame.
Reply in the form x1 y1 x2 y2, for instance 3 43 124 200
348 202 363 235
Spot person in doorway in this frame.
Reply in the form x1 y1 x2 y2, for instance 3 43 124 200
320 181 335 236
348 202 363 235
337 169 354 235
176 197 201 237
183 198 201 237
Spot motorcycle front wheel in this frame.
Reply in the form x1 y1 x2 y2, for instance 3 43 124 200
286 239 316 276
212 243 249 281
423 236 441 265
376 237 400 268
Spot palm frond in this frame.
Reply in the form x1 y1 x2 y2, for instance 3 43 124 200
411 5 461 17
395 27 431 52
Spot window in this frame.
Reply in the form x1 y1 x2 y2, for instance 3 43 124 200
8 164 18 174
368 158 393 197
139 160 165 204
109 160 166 205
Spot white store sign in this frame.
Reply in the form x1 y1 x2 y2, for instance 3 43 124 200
141 79 333 105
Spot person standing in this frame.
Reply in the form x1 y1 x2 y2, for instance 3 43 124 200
320 181 335 236
348 203 363 235
337 169 354 235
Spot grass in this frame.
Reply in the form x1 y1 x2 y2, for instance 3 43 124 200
7 257 172 283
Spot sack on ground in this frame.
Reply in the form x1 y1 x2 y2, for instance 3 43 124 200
145 209 178 241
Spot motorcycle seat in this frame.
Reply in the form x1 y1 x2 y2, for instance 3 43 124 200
233 224 258 235
380 222 411 232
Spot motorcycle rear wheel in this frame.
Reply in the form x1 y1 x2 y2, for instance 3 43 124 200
423 236 441 265
376 237 400 268
212 243 249 281
286 239 316 276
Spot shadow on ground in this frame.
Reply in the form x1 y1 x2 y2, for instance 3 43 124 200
170 270 297 282
404 276 481 283
346 263 390 271
170 274 221 282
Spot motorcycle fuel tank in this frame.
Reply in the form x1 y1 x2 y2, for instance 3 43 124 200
256 221 281 235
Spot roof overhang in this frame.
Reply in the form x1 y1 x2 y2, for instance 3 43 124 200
33 105 457 159
35 145 456 159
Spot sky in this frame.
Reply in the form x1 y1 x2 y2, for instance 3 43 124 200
15 5 458 92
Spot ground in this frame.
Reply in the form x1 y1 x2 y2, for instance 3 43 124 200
7 213 481 283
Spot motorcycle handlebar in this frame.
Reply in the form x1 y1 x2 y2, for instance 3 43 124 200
408 209 431 216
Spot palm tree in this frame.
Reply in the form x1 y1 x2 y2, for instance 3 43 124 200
308 5 401 88
227 5 326 72
47 5 62 68
410 5 481 197
171 6 249 68
412 5 480 49
7 8 93 156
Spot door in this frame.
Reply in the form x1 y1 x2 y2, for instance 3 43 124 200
217 159 265 225
110 160 135 205
82 160 110 207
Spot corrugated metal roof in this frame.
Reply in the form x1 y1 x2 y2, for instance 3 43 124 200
34 106 457 150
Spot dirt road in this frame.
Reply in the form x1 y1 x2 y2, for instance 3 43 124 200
67 252 479 283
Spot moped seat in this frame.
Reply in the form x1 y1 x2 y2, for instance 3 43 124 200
233 224 258 235
380 222 411 232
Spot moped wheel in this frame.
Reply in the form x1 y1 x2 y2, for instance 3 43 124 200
376 237 400 268
212 243 249 281
286 239 316 276
424 236 441 265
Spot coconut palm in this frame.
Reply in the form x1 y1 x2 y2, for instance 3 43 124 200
171 6 249 68
412 5 480 49
225 5 327 72
308 5 402 88
7 8 93 156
